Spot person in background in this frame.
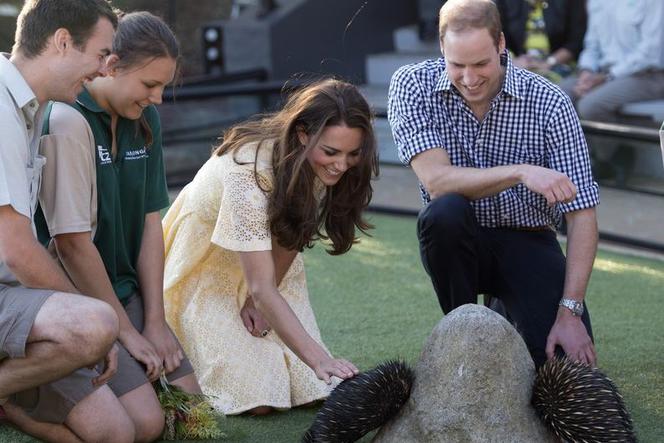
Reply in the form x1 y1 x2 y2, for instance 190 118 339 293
559 0 664 179
560 0 664 123
496 0 586 82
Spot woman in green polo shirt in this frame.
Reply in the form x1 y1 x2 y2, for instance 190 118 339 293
37 11 200 441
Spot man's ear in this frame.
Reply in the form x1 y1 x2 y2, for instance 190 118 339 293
52 28 72 55
498 32 506 53
105 54 120 76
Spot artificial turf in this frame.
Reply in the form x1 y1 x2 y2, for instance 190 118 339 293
1 213 662 442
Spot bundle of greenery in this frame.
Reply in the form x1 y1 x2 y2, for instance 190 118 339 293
532 357 636 443
303 360 414 443
154 374 225 440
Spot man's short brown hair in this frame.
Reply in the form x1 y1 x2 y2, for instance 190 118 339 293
438 0 502 49
13 0 118 58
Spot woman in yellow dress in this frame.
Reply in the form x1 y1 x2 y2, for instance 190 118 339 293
162 79 378 415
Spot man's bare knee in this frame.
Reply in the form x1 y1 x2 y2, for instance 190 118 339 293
132 406 165 443
66 386 134 443
119 383 165 443
31 293 119 364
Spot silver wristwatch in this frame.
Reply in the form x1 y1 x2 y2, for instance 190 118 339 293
559 298 584 316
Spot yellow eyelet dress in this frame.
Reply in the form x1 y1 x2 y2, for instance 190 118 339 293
162 141 334 414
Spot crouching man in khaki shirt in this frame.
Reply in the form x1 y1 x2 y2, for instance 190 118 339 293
0 1 135 442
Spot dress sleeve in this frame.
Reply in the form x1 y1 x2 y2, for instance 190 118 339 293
38 102 97 236
210 162 273 252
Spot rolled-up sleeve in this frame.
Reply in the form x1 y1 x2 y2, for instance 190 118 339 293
545 97 599 213
388 66 445 165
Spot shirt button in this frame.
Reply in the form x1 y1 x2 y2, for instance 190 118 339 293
26 124 32 130
29 102 35 108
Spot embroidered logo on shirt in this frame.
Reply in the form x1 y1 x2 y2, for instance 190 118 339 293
97 145 112 165
124 147 148 161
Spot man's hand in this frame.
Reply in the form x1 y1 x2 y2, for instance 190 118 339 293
574 71 607 98
142 321 183 375
92 343 119 386
240 296 271 337
520 165 577 206
545 308 596 366
119 328 163 382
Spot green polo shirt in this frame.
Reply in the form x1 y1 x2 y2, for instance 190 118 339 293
38 89 170 304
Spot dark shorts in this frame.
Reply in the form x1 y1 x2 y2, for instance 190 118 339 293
1 284 99 424
107 293 194 397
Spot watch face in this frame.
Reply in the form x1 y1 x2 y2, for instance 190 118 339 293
561 299 583 316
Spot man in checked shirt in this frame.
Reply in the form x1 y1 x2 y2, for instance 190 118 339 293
388 0 598 368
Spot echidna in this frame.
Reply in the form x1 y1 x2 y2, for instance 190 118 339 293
532 357 636 443
302 360 414 443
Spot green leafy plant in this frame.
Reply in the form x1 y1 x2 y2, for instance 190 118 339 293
155 374 225 440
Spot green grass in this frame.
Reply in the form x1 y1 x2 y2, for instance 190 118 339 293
2 214 663 442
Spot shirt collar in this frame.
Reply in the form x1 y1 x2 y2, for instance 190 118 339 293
76 86 105 113
0 53 38 110
501 51 523 100
434 50 524 100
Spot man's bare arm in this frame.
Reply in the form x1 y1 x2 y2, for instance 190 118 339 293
410 148 577 205
545 207 598 366
0 205 77 293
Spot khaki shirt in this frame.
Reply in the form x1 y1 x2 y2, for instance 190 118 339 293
0 54 44 284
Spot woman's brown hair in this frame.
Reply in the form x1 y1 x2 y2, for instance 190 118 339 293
112 11 180 145
214 78 379 255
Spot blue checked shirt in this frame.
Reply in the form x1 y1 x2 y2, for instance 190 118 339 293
388 52 599 228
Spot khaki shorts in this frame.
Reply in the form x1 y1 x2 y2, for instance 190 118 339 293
107 293 194 397
1 284 99 424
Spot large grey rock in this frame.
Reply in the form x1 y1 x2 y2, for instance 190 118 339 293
373 304 556 443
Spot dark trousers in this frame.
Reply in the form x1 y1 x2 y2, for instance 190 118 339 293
417 194 593 367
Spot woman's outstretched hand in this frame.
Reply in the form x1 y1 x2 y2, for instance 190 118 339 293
314 357 359 384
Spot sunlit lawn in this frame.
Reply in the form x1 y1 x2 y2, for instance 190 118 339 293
2 214 663 442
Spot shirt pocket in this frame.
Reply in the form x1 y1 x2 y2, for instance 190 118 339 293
517 144 546 167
